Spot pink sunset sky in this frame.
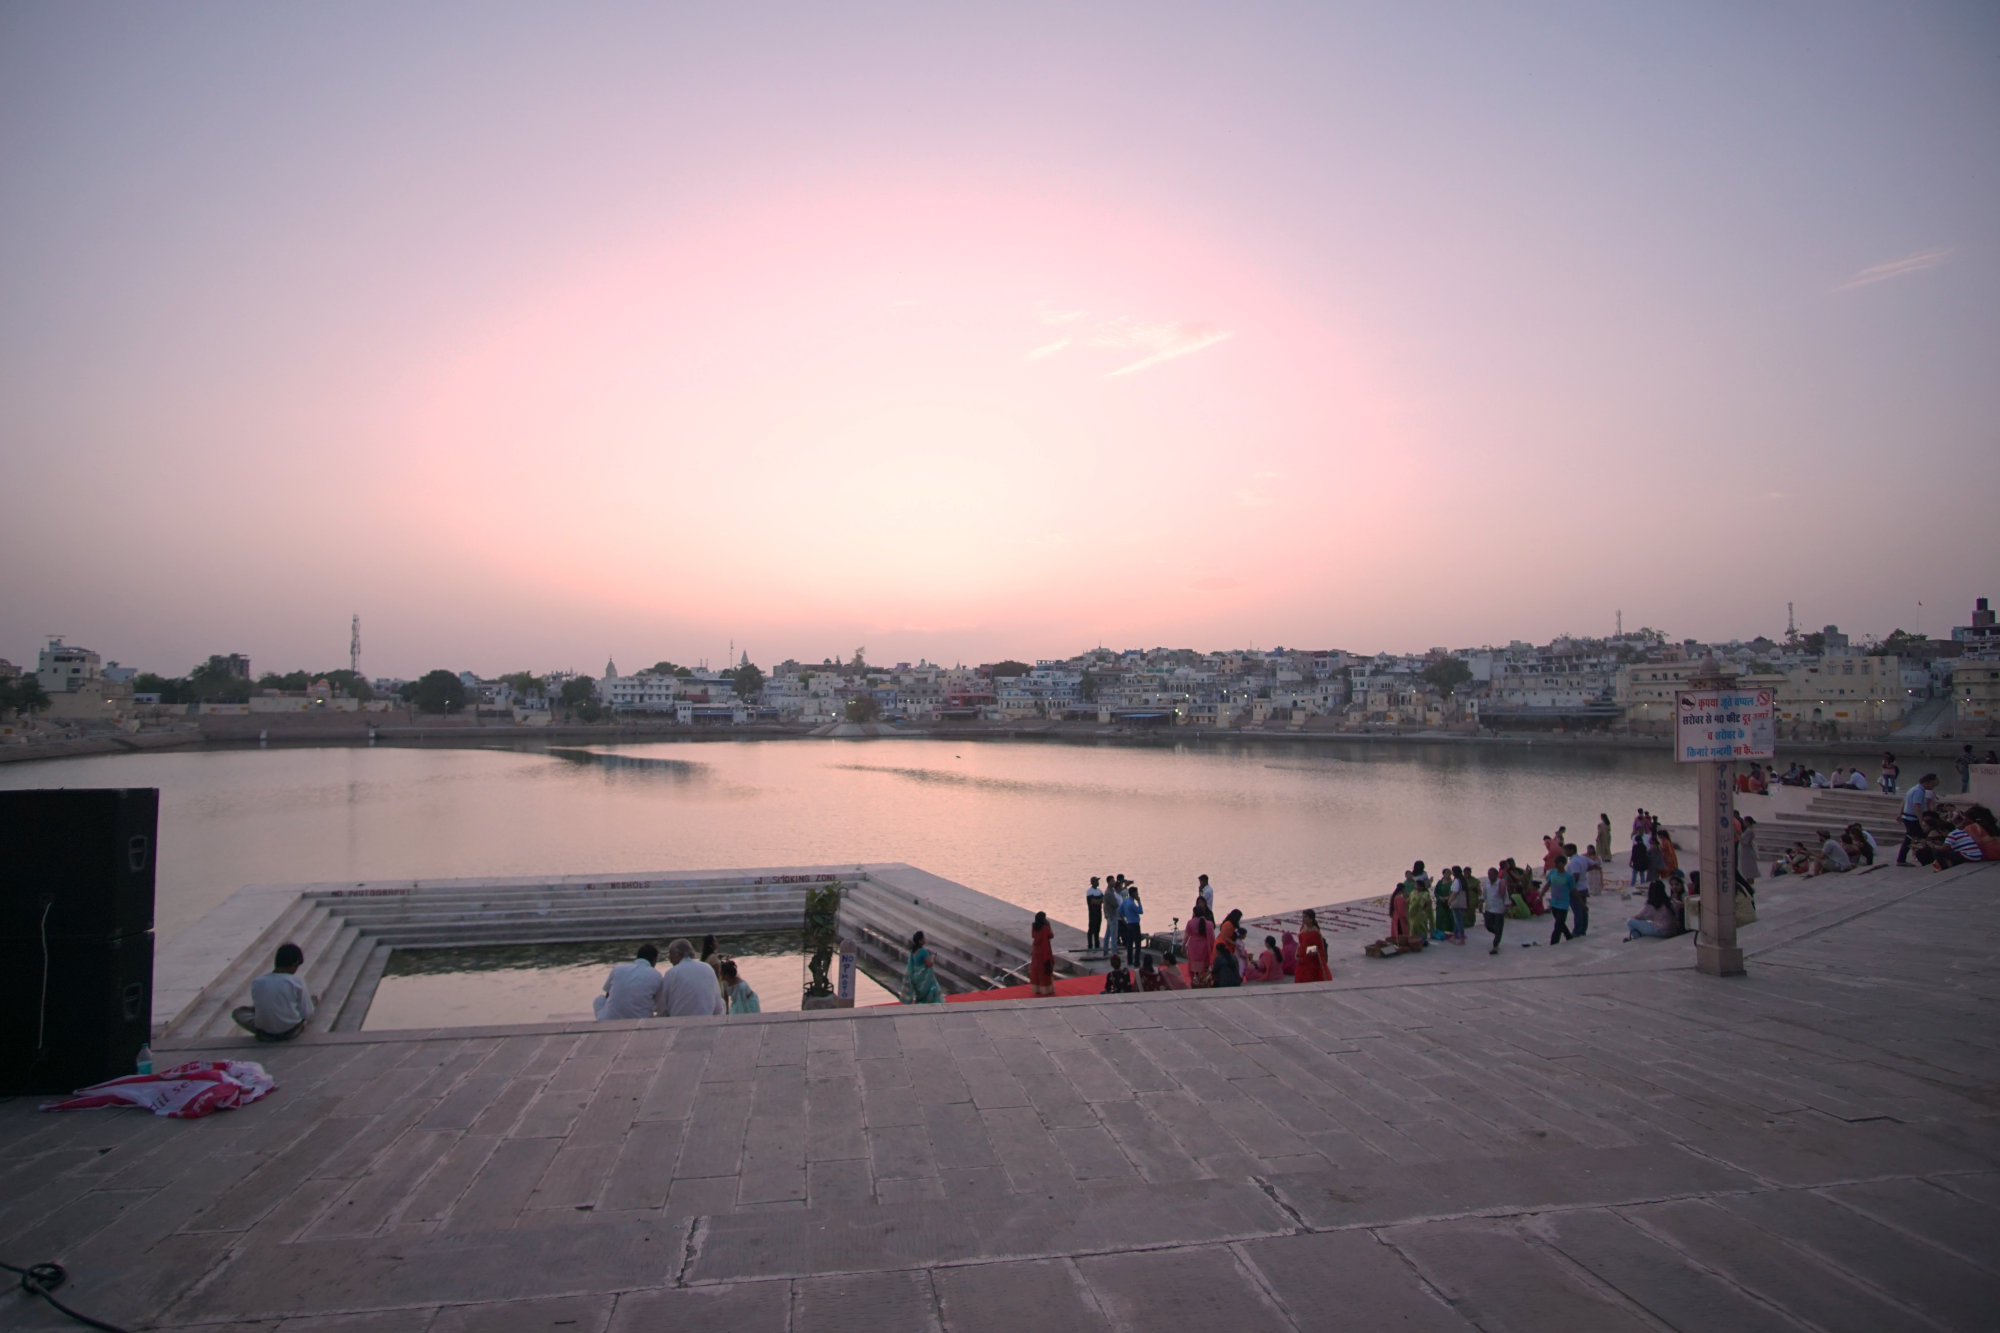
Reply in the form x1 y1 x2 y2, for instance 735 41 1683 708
3 4 1996 678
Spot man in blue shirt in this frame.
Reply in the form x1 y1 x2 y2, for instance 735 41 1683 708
1546 864 1576 945
1897 774 1940 866
1119 886 1145 967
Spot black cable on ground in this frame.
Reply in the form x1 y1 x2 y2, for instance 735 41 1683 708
1 1259 133 1333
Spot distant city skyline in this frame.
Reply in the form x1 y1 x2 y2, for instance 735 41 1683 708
4 5 1996 675
9 595 1985 685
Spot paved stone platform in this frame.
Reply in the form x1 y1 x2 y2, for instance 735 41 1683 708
4 864 1998 1332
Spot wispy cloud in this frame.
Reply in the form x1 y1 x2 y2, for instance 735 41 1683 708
1025 310 1233 377
1834 247 1950 292
1232 471 1283 508
1102 322 1234 377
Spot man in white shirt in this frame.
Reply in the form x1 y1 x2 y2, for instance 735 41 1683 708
231 942 316 1041
595 944 665 1020
1481 867 1509 954
659 938 725 1017
1816 831 1852 874
1197 874 1215 911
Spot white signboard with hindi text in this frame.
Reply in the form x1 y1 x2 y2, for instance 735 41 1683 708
1675 688 1776 763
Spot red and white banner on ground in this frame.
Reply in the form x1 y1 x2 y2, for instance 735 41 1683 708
41 1060 276 1118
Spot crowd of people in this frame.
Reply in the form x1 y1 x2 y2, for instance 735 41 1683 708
1740 747 1994 798
1055 873 1335 996
1879 771 2000 870
1362 809 1747 958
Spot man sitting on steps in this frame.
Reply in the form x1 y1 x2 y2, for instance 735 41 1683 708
595 943 665 1020
231 942 316 1041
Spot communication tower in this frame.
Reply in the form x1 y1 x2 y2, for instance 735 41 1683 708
350 615 361 678
1786 602 1796 642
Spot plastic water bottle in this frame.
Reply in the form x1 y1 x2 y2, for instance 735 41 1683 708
135 1044 153 1076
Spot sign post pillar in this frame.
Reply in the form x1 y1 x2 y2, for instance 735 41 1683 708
1676 659 1770 978
1695 750 1743 976
836 942 857 1008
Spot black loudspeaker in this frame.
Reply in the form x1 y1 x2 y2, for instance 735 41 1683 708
0 788 158 940
0 932 153 1094
0 788 158 1095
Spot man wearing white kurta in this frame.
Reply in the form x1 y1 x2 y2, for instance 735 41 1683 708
659 938 726 1017
594 945 665 1020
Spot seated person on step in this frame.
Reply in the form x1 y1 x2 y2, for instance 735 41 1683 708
595 944 665 1020
231 942 316 1041
1624 881 1682 941
1103 956 1135 993
718 958 761 1014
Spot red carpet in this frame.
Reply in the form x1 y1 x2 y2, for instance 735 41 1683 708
944 974 1109 1002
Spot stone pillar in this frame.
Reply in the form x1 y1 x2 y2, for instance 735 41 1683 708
1692 663 1745 977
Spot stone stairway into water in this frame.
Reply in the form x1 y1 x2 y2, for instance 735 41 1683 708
1745 788 1915 867
159 866 1100 1044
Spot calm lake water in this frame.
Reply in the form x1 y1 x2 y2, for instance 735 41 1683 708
362 935 899 1029
0 736 1758 946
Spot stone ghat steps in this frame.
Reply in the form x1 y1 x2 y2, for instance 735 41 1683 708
163 896 338 1041
1740 793 1912 869
350 913 805 949
162 882 822 1042
306 888 812 928
840 882 1057 994
1802 789 1902 809
165 872 1060 1041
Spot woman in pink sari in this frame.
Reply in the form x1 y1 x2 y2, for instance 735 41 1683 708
1184 898 1216 986
1251 935 1284 983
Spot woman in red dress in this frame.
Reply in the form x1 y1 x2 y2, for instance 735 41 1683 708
1029 911 1056 997
1293 908 1331 984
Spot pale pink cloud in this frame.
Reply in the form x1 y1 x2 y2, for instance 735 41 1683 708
384 179 1425 652
1025 311 1235 376
1834 247 1950 291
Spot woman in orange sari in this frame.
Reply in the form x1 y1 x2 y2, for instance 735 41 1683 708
1655 829 1680 877
1294 908 1331 984
1029 911 1056 997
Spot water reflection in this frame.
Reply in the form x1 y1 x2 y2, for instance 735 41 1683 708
364 931 895 1028
0 736 1894 949
546 747 707 778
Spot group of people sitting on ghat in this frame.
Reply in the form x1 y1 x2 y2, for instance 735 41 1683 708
1875 771 2000 870
594 935 761 1020
1754 761 1874 791
1770 823 1884 877
1755 773 2000 876
1746 749 1995 798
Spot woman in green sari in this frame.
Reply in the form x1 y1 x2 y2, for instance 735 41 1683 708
902 930 944 1005
1405 874 1435 940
